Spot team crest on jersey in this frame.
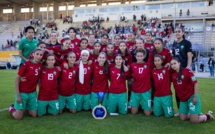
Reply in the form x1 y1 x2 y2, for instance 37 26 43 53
88 67 91 70
181 75 184 79
163 56 166 59
75 42 78 45
53 71 56 75
181 45 184 49
125 58 128 61
38 67 41 70
111 59 114 62
162 70 166 74
73 70 76 74
191 76 196 81
151 46 154 49
144 65 147 68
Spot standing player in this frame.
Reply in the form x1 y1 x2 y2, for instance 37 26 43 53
152 54 174 118
113 35 121 53
172 27 192 116
106 43 115 67
47 30 61 47
9 49 43 120
108 54 129 114
144 32 155 52
75 50 93 111
91 42 101 62
126 32 136 52
68 27 80 49
59 52 78 114
74 38 90 61
130 49 152 115
87 34 95 51
91 52 109 109
37 54 60 116
100 33 109 52
117 41 132 68
170 58 213 123
18 26 38 66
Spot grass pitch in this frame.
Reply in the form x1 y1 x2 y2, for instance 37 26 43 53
0 70 214 134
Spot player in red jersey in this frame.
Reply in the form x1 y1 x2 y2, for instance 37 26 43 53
117 41 132 68
170 58 213 123
91 42 101 62
100 33 109 52
29 42 48 64
113 35 121 53
75 50 93 111
106 43 115 68
87 34 95 51
130 49 152 115
152 54 174 118
47 36 73 66
148 38 172 68
37 54 60 116
59 52 78 114
74 38 91 61
9 49 43 120
144 32 155 52
126 32 136 52
91 52 109 109
108 54 130 114
68 27 80 49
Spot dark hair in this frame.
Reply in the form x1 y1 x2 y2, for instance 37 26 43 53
145 31 152 36
99 52 109 74
67 51 76 57
81 38 88 43
46 53 55 61
153 38 164 57
153 54 163 67
172 57 183 82
94 41 101 46
25 26 35 33
176 27 185 39
107 43 114 47
115 54 125 78
114 34 121 39
37 42 47 47
117 41 129 56
136 38 145 44
68 27 76 34
33 48 43 53
101 33 109 39
136 48 147 57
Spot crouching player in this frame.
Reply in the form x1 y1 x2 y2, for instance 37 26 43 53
37 54 60 116
9 49 43 120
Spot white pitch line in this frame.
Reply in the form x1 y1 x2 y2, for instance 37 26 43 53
0 108 9 112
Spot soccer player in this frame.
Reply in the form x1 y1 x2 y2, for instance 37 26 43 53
47 31 61 47
106 43 115 67
100 33 109 52
91 42 101 62
144 32 155 52
117 41 132 68
148 38 172 68
59 52 78 114
18 26 38 66
75 50 93 111
152 54 174 118
126 32 136 52
170 58 214 123
108 54 129 114
130 49 151 115
172 27 193 116
113 35 121 53
68 27 80 49
47 36 73 66
29 42 48 64
74 38 90 61
37 54 60 116
91 52 109 109
87 34 95 51
9 49 43 120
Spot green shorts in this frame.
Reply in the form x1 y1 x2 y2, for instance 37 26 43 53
91 92 108 109
76 94 91 111
58 94 77 110
37 100 59 116
130 90 151 110
107 93 127 114
179 94 201 115
14 91 37 111
153 95 174 118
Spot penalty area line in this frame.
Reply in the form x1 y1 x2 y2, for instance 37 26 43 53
0 108 9 112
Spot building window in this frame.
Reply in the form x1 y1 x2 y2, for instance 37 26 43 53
191 2 205 7
21 8 30 13
3 9 13 13
68 5 74 10
147 4 160 10
123 6 133 11
59 6 66 11
177 2 190 8
162 3 174 9
40 7 47 12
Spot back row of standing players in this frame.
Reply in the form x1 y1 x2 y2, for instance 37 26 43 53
10 26 213 123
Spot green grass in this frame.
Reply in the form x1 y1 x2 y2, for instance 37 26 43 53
0 70 215 134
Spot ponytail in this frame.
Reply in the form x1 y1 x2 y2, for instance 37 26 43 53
172 57 183 82
120 62 125 78
103 60 109 74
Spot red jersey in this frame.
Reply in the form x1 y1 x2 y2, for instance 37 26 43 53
75 63 93 94
101 44 107 52
73 47 91 61
71 38 80 49
126 41 135 52
48 45 73 66
148 48 172 66
152 67 172 97
109 67 130 94
87 45 94 51
130 62 151 93
18 61 42 93
114 45 119 54
91 52 99 62
92 62 109 93
106 53 115 68
38 67 60 101
59 65 78 96
141 29 146 36
122 54 132 66
144 43 155 52
171 68 197 101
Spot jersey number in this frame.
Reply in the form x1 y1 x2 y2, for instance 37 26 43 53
48 73 54 80
138 68 144 74
68 72 73 79
35 69 38 76
157 73 163 80
116 73 121 79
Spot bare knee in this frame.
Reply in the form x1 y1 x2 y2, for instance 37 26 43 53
144 110 151 116
131 107 138 114
69 110 76 114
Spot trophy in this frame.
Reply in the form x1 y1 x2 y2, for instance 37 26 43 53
92 92 107 119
